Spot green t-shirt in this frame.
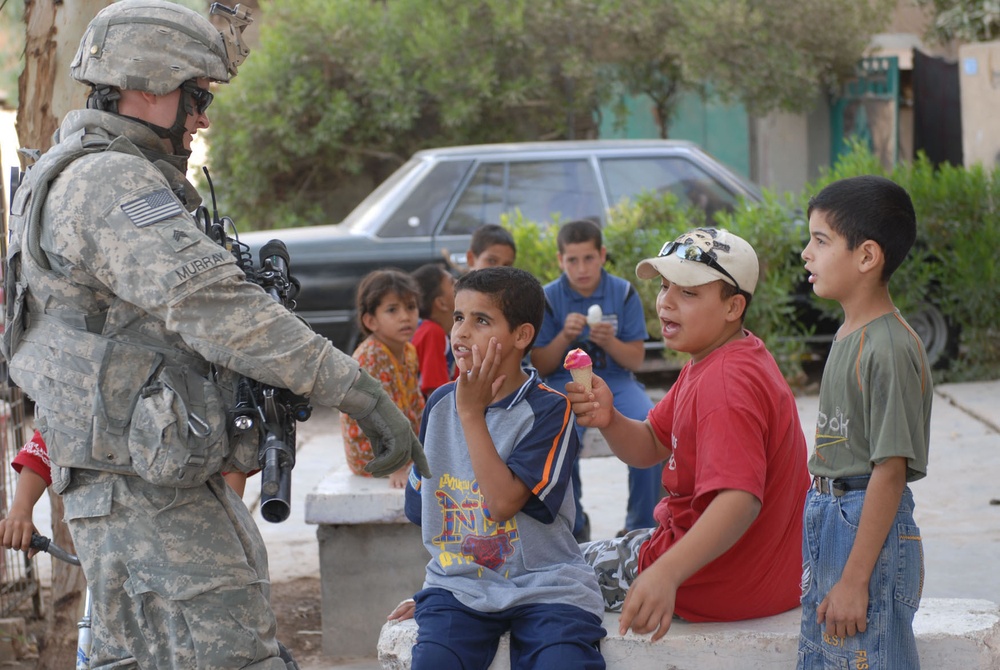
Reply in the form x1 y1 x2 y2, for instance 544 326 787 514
808 311 932 481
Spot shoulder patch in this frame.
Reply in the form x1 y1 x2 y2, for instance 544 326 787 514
121 189 183 227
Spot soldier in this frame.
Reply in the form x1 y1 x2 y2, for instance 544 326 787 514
2 2 428 668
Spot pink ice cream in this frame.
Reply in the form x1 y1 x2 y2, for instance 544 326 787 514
563 348 593 391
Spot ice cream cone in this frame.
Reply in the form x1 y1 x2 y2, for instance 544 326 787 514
570 365 593 393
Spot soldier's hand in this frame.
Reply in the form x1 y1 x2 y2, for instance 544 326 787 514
339 370 431 479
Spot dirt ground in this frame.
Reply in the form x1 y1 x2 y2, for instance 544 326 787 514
3 576 334 669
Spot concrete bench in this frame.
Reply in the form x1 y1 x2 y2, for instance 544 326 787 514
304 428 613 659
377 598 1000 669
304 470 426 660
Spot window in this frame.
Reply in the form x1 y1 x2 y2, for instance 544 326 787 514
377 160 472 238
442 159 603 234
601 157 741 224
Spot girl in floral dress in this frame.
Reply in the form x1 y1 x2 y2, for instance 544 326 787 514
341 269 425 487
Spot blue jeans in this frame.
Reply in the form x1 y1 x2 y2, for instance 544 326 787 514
411 588 606 670
798 484 923 670
625 463 663 530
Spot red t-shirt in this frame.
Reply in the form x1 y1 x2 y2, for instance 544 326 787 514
640 332 810 622
11 430 52 486
412 319 455 398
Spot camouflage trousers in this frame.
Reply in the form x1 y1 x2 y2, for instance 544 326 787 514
63 470 286 670
579 528 653 611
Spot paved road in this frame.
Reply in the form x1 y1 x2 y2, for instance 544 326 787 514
23 379 1000 669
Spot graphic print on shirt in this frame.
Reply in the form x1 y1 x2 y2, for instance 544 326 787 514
433 473 520 572
813 405 850 463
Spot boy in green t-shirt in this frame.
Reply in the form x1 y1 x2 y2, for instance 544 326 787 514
798 175 932 670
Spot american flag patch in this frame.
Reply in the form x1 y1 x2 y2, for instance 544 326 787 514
121 189 183 227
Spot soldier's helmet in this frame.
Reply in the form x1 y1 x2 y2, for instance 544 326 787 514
71 0 251 96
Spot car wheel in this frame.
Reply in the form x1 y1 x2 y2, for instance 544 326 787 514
907 301 957 368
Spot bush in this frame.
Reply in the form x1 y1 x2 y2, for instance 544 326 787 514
809 141 1000 382
504 191 812 383
503 142 1000 384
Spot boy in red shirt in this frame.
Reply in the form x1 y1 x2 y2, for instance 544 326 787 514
566 227 810 640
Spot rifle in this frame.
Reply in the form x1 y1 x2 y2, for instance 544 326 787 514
199 168 311 523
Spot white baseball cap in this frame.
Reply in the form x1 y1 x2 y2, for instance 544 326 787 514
635 228 760 296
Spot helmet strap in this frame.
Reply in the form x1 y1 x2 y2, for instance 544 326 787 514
86 85 121 113
116 91 192 162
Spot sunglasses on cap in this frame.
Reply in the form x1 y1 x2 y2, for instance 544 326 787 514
658 240 744 294
181 80 214 115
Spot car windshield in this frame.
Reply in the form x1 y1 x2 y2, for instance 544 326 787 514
441 159 603 235
600 156 744 224
362 159 474 238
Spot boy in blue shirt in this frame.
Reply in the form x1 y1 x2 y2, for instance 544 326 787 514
799 175 932 669
404 266 605 669
531 219 659 540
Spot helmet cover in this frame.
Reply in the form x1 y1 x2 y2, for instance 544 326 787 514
71 1 252 95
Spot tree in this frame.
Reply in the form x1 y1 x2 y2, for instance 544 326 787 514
208 0 899 230
671 0 897 116
915 0 1000 43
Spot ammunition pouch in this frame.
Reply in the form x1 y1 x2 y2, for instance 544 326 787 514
9 316 229 487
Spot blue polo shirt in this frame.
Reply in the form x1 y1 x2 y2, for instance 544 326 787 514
535 270 651 416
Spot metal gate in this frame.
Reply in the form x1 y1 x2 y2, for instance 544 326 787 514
831 56 901 170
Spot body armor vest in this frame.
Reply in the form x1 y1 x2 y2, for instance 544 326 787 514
3 126 231 491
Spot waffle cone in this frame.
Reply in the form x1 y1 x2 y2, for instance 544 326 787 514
569 365 593 392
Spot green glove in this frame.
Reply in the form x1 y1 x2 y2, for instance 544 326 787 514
338 370 431 479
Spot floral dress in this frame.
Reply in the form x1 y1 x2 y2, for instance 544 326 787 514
341 336 425 476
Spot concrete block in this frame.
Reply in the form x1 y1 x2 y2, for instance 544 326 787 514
378 598 1000 669
309 471 427 660
305 470 409 525
318 523 427 660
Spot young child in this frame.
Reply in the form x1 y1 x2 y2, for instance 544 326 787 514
0 430 48 556
466 224 516 270
403 266 606 669
411 264 457 399
565 227 810 640
798 176 931 670
341 269 425 488
530 219 658 541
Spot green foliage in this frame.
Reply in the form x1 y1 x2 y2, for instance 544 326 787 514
916 0 1000 43
808 141 1000 381
502 211 561 284
208 0 897 229
671 0 897 116
0 1 24 108
504 189 812 382
500 143 1000 383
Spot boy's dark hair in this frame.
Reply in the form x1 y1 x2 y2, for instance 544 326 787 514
355 268 420 337
411 263 451 319
557 219 602 253
454 267 544 351
469 224 516 257
806 175 916 282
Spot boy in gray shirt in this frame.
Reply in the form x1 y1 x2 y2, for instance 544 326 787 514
403 267 605 669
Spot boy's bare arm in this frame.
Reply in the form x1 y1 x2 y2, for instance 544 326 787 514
620 489 761 640
566 375 669 468
816 456 907 639
0 468 48 554
530 312 586 376
456 337 532 522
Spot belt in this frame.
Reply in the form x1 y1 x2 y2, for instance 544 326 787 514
812 475 871 497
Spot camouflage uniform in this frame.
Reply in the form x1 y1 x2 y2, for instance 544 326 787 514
3 3 426 668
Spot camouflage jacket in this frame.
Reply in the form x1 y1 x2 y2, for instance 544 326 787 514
4 109 359 489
